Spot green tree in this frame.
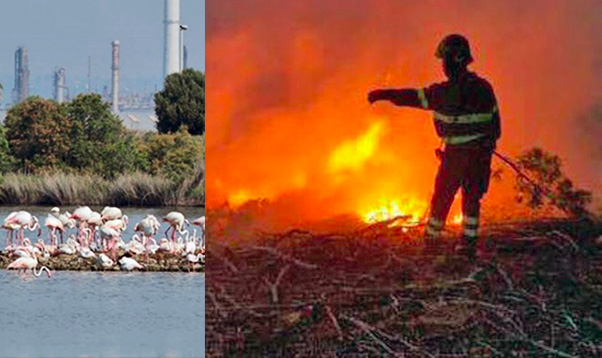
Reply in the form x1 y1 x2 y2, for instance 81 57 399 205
5 97 71 172
154 68 205 135
0 125 16 173
139 127 203 183
65 93 145 177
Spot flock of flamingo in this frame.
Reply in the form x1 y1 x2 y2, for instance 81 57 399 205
2 206 205 277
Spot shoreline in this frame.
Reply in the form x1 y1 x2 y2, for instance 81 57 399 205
0 252 205 273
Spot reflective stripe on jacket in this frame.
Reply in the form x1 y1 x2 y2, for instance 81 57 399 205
418 72 500 146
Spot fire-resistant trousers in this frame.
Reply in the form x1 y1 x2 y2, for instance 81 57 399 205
424 146 493 244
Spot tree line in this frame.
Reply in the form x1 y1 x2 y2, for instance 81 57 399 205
0 69 204 204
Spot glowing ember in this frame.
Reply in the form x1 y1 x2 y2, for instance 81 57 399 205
362 199 427 225
362 199 464 227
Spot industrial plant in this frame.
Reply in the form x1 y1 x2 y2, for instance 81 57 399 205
5 0 187 118
12 47 29 104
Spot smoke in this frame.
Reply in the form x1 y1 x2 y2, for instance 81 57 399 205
207 0 602 230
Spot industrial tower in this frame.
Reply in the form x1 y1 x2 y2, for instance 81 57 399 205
53 67 66 103
13 47 29 104
163 0 180 78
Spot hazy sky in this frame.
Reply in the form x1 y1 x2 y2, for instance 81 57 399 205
0 0 205 99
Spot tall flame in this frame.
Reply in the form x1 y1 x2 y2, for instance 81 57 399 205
207 0 602 232
328 121 384 173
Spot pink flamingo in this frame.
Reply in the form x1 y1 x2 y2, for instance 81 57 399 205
101 206 122 221
7 251 52 277
45 214 64 246
192 216 205 228
3 211 20 248
70 206 93 242
104 215 129 232
5 211 41 246
163 212 189 242
134 215 160 257
86 212 103 248
99 225 121 261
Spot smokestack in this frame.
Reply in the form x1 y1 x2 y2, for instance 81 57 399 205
53 67 66 104
12 47 29 104
111 40 120 114
163 0 180 78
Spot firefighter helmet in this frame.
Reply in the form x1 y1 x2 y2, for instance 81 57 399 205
435 34 473 64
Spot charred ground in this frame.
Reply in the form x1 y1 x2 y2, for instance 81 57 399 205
206 218 602 357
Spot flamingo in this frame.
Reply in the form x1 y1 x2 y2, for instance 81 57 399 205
58 211 76 232
70 206 93 242
70 206 93 221
134 215 160 257
104 215 129 232
3 211 20 248
58 237 79 255
186 253 204 271
126 235 146 256
118 256 144 271
49 209 75 245
5 211 42 246
80 246 96 259
192 216 205 230
99 225 121 261
4 211 41 246
146 237 160 254
95 253 114 269
86 212 103 247
192 216 205 245
34 239 50 258
101 206 122 221
158 238 172 252
7 250 51 277
183 232 196 256
163 212 189 242
45 214 64 246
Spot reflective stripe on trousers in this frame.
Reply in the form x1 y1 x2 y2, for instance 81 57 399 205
462 216 479 238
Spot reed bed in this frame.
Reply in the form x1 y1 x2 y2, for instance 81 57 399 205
0 172 204 206
206 218 602 357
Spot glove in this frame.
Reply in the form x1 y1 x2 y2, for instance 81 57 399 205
368 89 389 104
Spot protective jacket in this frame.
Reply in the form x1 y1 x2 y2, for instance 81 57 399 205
374 71 500 147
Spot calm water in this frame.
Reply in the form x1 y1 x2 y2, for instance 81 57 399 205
0 206 205 358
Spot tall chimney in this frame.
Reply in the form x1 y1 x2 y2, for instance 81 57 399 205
13 47 29 104
53 67 66 104
111 40 120 114
163 0 180 78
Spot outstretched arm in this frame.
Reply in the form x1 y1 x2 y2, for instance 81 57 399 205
367 88 428 109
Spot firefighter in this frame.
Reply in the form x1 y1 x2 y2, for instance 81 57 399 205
367 34 501 258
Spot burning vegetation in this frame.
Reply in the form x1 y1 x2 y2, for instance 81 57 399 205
206 0 602 355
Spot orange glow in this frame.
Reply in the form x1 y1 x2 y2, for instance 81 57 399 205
228 190 253 208
207 0 601 233
328 120 385 174
362 199 426 225
450 213 463 226
360 199 463 227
